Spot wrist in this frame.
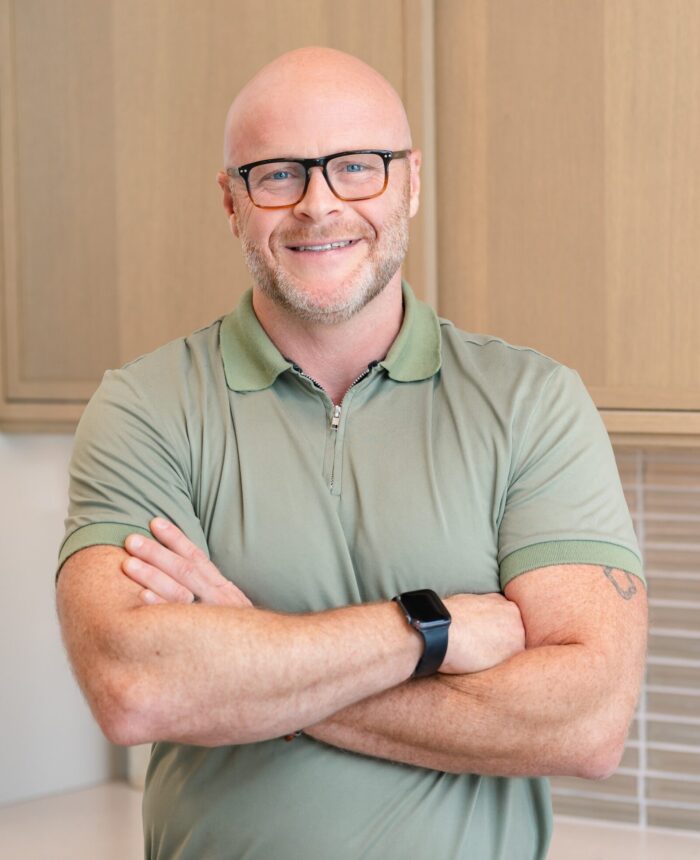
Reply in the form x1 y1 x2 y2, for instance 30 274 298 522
386 600 424 678
393 590 452 678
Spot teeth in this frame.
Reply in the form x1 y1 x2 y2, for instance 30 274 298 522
294 240 353 252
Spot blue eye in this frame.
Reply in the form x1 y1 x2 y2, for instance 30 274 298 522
270 170 290 181
345 163 365 173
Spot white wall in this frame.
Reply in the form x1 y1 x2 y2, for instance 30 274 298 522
0 432 115 807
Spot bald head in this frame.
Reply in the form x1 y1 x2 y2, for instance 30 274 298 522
223 47 412 167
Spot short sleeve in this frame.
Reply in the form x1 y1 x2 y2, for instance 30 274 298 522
57 367 208 580
498 364 643 589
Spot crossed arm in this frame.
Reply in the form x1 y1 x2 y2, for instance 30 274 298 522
56 520 647 779
306 564 646 778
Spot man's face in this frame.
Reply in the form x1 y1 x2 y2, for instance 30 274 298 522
219 90 421 325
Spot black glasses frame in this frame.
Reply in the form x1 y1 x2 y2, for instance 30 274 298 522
225 149 411 209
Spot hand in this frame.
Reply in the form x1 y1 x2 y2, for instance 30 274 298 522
122 518 252 608
439 593 525 674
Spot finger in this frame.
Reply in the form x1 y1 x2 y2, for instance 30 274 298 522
148 519 252 607
124 533 203 594
211 578 254 608
122 555 195 604
149 518 209 566
136 520 217 598
141 589 168 605
125 524 253 608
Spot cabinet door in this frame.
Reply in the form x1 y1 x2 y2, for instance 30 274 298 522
435 0 700 442
0 0 435 431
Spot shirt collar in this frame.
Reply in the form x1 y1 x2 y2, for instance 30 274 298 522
379 281 442 382
219 280 442 392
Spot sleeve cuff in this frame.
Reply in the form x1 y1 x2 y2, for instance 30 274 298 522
500 540 645 589
56 522 152 583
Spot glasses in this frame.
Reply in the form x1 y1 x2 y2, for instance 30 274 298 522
226 149 410 209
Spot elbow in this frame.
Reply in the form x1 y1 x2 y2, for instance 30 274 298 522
569 656 640 781
576 745 624 781
102 708 149 748
573 725 627 781
94 668 156 747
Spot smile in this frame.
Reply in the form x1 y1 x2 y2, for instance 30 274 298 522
288 239 358 252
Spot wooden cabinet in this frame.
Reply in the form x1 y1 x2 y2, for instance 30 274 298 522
435 0 700 445
2 0 700 442
0 0 435 430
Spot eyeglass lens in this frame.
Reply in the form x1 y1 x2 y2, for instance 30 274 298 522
247 153 386 206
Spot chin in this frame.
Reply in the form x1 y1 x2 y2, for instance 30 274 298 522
272 283 382 325
259 264 393 325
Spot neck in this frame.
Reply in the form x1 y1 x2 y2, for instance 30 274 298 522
251 274 404 404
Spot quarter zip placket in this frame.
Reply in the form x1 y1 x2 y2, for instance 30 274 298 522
289 360 378 494
329 362 375 432
287 359 379 496
327 361 378 494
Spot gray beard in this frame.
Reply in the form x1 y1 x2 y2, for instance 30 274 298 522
240 184 410 326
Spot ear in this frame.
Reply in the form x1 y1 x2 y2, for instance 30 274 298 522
407 149 422 218
216 170 239 237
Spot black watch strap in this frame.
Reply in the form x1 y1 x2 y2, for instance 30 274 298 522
393 590 451 678
412 620 450 678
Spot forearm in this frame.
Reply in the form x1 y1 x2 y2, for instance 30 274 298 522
58 547 421 745
106 600 421 747
306 642 637 779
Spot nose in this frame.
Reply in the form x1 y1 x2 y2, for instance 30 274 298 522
292 165 342 221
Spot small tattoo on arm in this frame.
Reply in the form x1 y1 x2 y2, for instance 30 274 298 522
603 566 638 600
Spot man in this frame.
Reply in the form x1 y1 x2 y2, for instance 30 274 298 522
56 47 647 859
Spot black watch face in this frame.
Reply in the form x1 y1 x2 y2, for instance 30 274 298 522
401 589 450 623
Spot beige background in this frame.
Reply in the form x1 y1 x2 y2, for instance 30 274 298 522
2 0 700 839
2 0 700 437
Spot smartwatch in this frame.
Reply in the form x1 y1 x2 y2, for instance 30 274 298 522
393 589 451 678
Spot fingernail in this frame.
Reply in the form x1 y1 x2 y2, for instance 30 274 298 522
152 518 168 530
127 535 142 549
142 590 156 604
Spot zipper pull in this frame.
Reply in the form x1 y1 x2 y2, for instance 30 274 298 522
331 404 342 429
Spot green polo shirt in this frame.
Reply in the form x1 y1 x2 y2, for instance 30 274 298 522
58 282 642 860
